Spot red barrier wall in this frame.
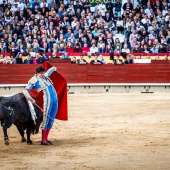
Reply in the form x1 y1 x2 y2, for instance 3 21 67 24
1 63 170 84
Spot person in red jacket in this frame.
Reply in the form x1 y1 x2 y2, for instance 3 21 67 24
66 42 74 53
81 43 90 53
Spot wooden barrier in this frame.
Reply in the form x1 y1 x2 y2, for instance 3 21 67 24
1 63 170 84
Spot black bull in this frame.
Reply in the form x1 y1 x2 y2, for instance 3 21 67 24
0 93 43 145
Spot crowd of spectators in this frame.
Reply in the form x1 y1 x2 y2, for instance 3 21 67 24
0 0 170 65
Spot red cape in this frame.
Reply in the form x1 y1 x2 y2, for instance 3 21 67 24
29 61 68 121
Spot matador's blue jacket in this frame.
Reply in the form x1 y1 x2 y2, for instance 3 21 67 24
23 67 58 130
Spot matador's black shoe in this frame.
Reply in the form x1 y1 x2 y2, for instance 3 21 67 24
41 141 50 145
47 141 53 145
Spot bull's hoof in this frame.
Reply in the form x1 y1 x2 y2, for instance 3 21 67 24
21 137 26 143
27 140 33 145
4 139 9 146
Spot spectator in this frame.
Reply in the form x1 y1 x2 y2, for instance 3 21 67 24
83 0 91 12
97 1 106 17
10 55 16 64
42 53 50 61
166 44 170 53
114 45 122 53
123 0 133 15
99 44 106 53
90 43 98 54
98 54 107 64
132 44 141 53
90 54 103 64
124 55 133 64
18 44 26 54
0 0 7 11
66 42 74 53
158 44 167 53
116 17 124 34
150 44 159 53
74 1 83 12
114 38 122 49
71 56 77 64
122 44 130 53
82 43 90 53
115 0 122 17
0 38 7 53
16 53 23 64
61 52 70 59
32 42 40 53
163 55 168 60
155 55 160 60
0 54 4 64
141 44 151 53
105 0 113 15
131 37 140 49
3 56 12 64
113 56 124 65
74 43 82 52
36 53 45 64
105 45 113 53
51 51 60 58
58 43 66 53
122 38 131 50
77 55 88 64
106 38 114 49
24 54 33 64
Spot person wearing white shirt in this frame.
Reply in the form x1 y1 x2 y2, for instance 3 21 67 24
71 17 77 29
145 5 152 18
97 1 106 16
141 15 149 25
129 30 138 42
63 0 70 6
116 17 124 34
122 44 130 53
17 0 25 11
99 54 107 64
90 43 98 54
162 6 168 17
10 3 18 12
40 0 48 8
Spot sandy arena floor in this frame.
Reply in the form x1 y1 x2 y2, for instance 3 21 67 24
0 93 170 170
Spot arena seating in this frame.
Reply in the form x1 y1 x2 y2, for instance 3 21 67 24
0 53 170 64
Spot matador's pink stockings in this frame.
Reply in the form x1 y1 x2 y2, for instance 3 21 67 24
42 130 46 142
45 129 50 142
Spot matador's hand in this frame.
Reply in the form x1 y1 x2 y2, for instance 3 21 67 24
29 98 36 104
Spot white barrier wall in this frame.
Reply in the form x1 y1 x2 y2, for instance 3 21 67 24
1 84 170 96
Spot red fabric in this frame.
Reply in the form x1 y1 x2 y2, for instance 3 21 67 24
151 0 156 3
66 47 74 53
29 61 68 121
81 47 90 53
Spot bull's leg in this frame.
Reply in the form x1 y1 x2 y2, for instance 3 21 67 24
26 128 32 145
2 120 12 145
16 126 26 142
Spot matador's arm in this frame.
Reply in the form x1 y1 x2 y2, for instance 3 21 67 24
23 76 37 100
45 67 56 78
